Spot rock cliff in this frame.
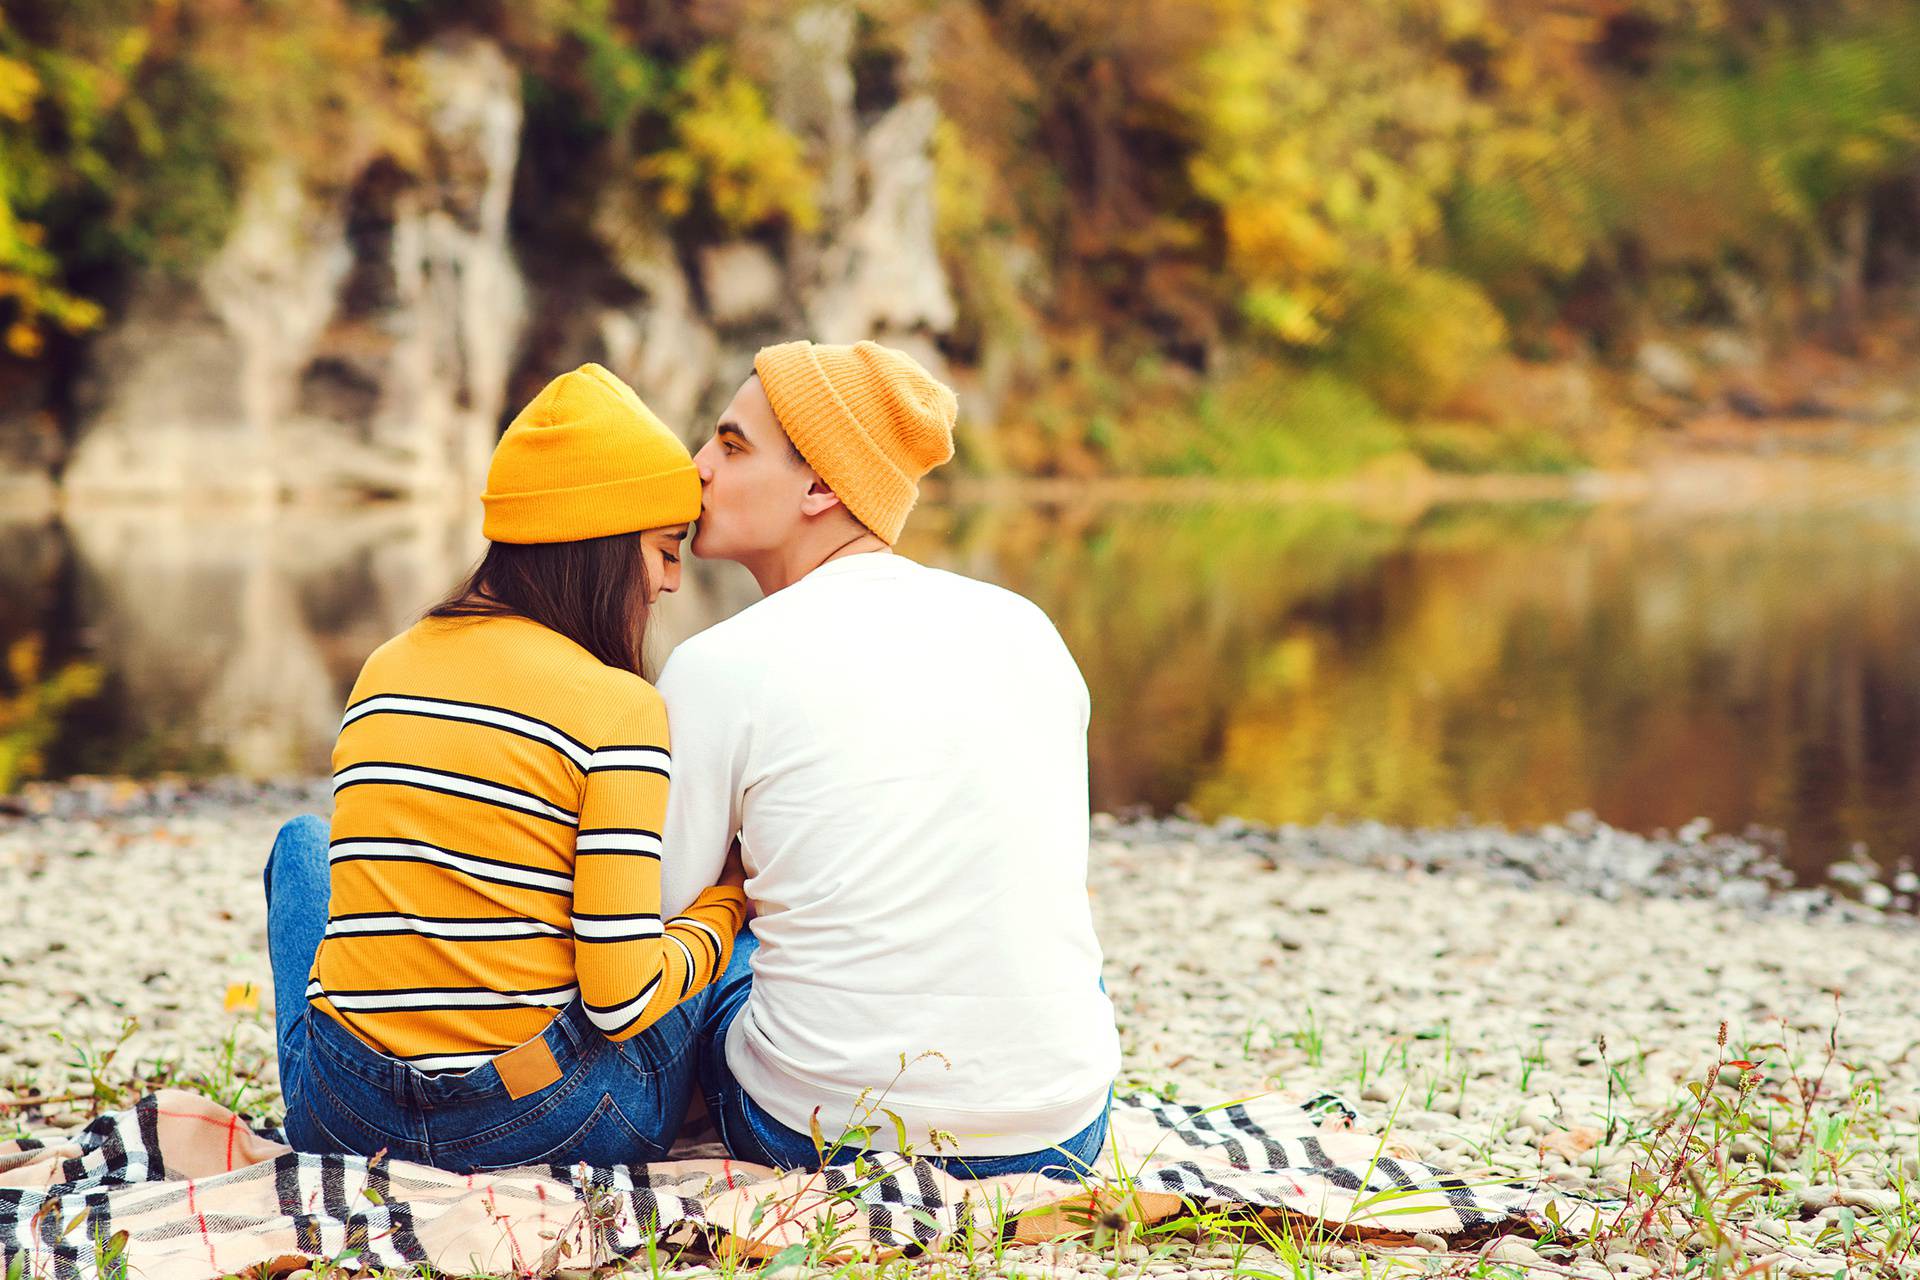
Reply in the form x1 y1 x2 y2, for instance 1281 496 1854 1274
49 13 954 502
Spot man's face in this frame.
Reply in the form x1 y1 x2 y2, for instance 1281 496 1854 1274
690 375 812 561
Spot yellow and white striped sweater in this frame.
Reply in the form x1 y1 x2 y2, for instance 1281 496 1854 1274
312 613 745 1072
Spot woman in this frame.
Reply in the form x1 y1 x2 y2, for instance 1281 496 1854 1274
263 363 746 1172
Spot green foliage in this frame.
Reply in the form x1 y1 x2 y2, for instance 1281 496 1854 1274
1134 367 1410 478
931 116 1040 369
1447 3 1920 323
547 0 663 132
945 0 1920 472
0 4 149 355
5 0 1920 479
1408 420 1586 474
1607 9 1920 255
1332 268 1509 418
0 0 409 357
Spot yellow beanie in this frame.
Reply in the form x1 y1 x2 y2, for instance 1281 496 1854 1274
752 339 957 545
481 363 701 544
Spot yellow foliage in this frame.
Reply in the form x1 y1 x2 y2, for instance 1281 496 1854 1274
636 46 818 234
0 0 414 359
0 638 104 795
185 0 421 187
1188 0 1490 345
5 318 40 357
0 35 105 350
0 51 39 122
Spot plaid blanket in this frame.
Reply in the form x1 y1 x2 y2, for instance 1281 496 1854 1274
1 1090 1602 1278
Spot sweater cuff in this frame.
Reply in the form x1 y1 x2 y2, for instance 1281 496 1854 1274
685 883 749 931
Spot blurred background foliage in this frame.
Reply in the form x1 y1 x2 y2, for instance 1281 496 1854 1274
1 0 1918 473
0 637 101 792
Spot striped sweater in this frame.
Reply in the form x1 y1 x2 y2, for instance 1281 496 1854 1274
312 613 746 1072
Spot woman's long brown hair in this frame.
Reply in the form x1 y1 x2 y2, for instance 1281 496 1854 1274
426 533 652 676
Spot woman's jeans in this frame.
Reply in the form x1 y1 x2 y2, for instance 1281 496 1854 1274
264 815 703 1171
698 928 1112 1180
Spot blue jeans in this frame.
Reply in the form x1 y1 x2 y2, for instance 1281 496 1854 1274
265 815 704 1171
697 928 1111 1179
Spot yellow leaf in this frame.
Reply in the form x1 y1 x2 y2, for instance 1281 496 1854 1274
0 56 40 123
5 322 43 359
224 982 260 1013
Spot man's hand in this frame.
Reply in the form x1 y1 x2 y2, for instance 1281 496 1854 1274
718 837 747 890
718 837 756 921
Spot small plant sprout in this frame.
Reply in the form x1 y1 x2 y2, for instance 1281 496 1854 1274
1516 1036 1547 1092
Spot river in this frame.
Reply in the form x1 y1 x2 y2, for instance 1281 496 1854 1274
5 465 1919 885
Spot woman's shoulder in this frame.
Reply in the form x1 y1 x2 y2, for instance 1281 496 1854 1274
353 614 662 743
587 668 668 745
501 622 668 742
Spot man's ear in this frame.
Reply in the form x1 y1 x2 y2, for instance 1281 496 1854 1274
798 477 845 518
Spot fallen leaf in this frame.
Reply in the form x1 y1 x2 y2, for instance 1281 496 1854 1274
1537 1126 1601 1160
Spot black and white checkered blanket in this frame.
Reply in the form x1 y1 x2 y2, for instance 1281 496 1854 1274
1 1089 1603 1279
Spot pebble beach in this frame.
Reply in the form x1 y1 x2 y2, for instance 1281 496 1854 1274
4 779 1918 1277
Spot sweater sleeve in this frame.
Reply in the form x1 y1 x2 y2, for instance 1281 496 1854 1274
657 636 753 916
572 683 747 1041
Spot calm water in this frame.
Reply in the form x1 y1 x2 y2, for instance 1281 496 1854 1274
5 487 1920 883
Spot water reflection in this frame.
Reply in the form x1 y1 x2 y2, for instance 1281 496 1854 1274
5 492 1919 882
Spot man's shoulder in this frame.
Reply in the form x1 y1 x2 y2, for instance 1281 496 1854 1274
661 559 1073 689
665 599 777 664
656 606 774 708
917 565 1070 641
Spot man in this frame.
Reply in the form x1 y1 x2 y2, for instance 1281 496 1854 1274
656 339 1119 1177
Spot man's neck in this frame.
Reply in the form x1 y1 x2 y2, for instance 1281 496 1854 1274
741 531 890 596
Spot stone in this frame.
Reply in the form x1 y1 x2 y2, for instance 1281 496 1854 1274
62 169 351 501
700 242 788 328
63 34 528 501
1698 331 1760 368
762 5 955 346
1510 1097 1558 1134
0 387 60 511
8 802 1920 1273
1795 1183 1896 1215
1636 340 1699 398
590 189 721 441
1537 1125 1601 1161
1486 1235 1543 1266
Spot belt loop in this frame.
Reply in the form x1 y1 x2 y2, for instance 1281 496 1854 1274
546 1001 584 1056
563 1001 589 1052
400 1059 425 1110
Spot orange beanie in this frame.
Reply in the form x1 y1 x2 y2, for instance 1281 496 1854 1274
481 363 701 543
752 340 957 545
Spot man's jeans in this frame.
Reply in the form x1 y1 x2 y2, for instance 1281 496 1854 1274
264 815 704 1172
697 928 1111 1180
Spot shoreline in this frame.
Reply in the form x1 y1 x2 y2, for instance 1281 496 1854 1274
6 774 1913 923
6 428 1919 527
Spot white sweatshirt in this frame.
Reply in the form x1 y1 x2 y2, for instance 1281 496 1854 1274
657 553 1119 1155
